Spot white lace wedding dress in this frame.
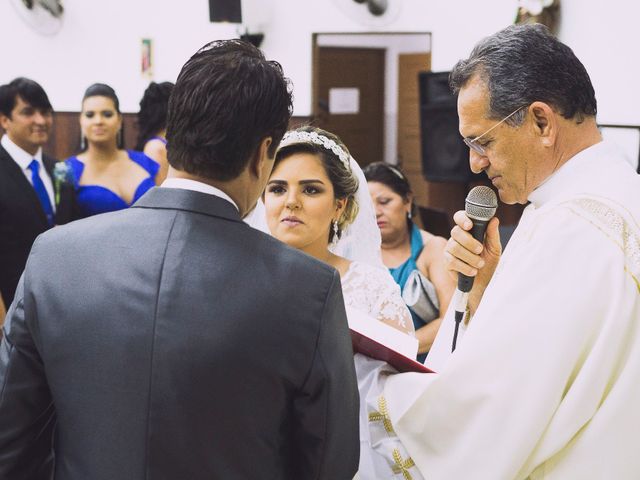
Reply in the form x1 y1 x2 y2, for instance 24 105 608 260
342 261 425 480
247 139 425 478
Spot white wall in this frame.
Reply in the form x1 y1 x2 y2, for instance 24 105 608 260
1 0 639 127
556 1 640 125
265 0 516 117
0 0 239 111
317 33 430 164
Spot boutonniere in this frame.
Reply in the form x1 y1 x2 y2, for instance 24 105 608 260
53 162 74 206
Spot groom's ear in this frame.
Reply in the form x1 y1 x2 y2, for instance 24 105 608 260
250 136 274 179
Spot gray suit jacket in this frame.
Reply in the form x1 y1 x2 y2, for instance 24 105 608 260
0 187 359 479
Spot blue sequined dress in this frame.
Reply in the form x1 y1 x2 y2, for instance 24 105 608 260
64 150 159 218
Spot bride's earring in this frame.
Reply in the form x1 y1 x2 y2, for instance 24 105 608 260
331 219 339 246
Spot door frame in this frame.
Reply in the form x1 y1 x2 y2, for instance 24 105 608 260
312 31 431 165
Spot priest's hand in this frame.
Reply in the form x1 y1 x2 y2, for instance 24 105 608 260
444 210 502 315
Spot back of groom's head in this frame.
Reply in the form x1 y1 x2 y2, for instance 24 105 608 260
166 39 293 181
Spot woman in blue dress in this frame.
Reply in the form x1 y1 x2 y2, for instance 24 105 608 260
64 83 159 218
135 81 174 183
364 162 455 362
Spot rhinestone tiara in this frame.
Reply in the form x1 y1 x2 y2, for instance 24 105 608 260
278 130 351 170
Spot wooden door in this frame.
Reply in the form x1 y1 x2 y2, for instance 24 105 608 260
313 47 385 167
397 53 430 207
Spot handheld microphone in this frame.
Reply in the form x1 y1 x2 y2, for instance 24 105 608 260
452 186 498 351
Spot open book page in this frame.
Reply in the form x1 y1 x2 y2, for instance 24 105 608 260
346 306 433 373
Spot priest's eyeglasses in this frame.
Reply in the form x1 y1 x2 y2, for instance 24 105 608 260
464 105 527 156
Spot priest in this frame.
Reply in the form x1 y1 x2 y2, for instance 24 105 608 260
377 24 640 479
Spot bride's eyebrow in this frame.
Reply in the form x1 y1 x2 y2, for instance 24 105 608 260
299 179 325 185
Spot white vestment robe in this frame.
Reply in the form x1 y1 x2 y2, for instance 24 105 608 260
382 141 640 479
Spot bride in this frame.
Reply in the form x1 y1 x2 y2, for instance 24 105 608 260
252 126 425 479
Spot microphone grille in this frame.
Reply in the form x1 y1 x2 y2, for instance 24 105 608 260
465 186 498 221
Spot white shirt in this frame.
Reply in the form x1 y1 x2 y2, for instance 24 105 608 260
243 199 269 231
160 178 238 212
382 141 640 479
1 134 56 211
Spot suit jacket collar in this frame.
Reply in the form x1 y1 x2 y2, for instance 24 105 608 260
0 135 56 176
0 143 27 179
1 134 42 169
132 186 243 223
42 155 56 179
0 144 54 227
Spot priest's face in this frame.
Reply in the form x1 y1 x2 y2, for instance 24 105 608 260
457 75 548 205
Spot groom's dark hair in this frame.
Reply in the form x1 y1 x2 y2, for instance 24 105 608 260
166 39 293 181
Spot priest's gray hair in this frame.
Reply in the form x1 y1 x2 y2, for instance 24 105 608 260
449 24 597 126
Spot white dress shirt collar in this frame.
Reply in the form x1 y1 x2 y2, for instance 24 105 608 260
1 134 43 169
527 140 613 208
160 177 239 212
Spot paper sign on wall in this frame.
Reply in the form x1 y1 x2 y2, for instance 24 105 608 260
329 88 360 114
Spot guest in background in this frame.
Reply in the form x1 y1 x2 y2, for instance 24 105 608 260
64 83 159 218
0 78 58 313
364 162 455 361
135 81 174 183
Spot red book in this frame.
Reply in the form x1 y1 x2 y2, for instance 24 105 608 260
346 307 433 374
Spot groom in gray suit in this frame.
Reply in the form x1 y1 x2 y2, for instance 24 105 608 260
0 40 359 479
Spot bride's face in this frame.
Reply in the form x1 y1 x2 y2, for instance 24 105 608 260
264 152 345 253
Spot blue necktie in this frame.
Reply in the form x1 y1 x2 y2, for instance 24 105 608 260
28 159 54 226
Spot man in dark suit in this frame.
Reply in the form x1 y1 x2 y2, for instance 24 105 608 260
0 77 57 316
0 40 360 479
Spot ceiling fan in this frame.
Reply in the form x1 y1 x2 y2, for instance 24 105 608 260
332 0 401 26
353 0 388 16
10 0 64 35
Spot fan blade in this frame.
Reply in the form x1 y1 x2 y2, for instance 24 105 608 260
367 0 388 16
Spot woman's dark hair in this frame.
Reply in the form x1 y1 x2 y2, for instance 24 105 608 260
82 83 121 113
167 39 293 181
80 83 123 149
449 24 597 126
363 162 412 200
275 126 359 243
0 77 53 117
135 81 174 150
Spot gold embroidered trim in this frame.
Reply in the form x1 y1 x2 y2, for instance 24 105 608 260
566 198 640 292
391 448 416 480
368 395 395 434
